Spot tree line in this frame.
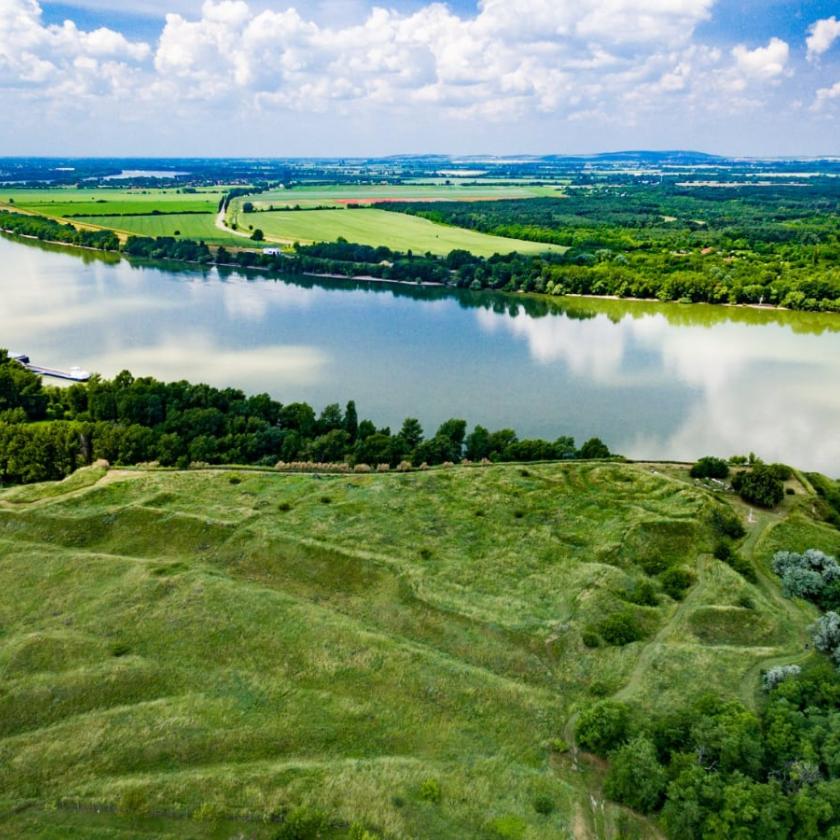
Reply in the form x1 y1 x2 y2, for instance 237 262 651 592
0 351 611 486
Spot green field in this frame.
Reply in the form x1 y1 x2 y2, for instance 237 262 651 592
244 184 560 210
233 207 565 257
1 188 226 218
0 460 827 839
75 213 244 246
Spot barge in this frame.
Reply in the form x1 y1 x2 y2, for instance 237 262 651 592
10 352 91 382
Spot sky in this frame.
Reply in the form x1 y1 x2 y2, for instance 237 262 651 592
2 0 840 157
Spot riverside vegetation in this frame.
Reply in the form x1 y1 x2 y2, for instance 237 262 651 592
3 351 840 837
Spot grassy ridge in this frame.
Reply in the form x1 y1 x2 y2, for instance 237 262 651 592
0 462 826 838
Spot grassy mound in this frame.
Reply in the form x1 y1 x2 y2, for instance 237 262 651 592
0 462 825 838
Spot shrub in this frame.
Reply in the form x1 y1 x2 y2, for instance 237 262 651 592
604 736 667 814
660 567 695 600
690 457 730 480
710 507 746 540
762 665 802 691
732 466 784 508
533 794 555 815
576 700 632 756
772 549 840 603
623 579 658 606
767 463 793 481
485 815 527 839
598 611 644 645
714 543 757 582
274 807 328 840
810 612 840 658
419 777 442 803
582 631 602 648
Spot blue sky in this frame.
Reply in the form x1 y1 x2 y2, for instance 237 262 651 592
5 0 840 156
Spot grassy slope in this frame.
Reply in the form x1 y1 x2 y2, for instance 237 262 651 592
0 462 830 839
232 208 565 257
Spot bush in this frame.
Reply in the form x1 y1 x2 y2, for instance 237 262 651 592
762 665 801 691
578 437 611 460
714 542 757 582
660 567 696 600
604 736 667 813
710 507 746 540
418 777 441 804
533 794 555 815
274 808 328 840
810 612 840 658
581 631 602 648
576 701 632 756
732 466 784 508
597 611 644 645
690 457 730 480
623 579 658 606
772 549 840 603
767 463 793 481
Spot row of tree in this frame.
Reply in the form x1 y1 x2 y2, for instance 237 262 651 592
0 352 611 485
0 209 119 251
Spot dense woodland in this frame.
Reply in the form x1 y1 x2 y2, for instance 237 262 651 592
0 352 610 485
374 184 840 310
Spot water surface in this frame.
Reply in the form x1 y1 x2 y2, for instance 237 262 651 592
2 234 839 473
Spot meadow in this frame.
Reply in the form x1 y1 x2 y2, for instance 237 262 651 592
1 188 226 218
243 184 559 210
74 213 243 247
233 207 566 257
0 459 829 839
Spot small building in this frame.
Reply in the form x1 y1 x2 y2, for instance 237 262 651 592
263 248 283 256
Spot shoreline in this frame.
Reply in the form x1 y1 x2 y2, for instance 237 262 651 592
0 227 832 316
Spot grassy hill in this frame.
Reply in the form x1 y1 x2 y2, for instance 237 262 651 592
0 461 835 839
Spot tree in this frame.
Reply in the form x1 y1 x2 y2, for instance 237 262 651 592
732 465 784 508
690 456 730 479
250 229 265 242
575 701 632 757
578 437 611 460
604 736 666 813
398 417 424 451
344 400 358 442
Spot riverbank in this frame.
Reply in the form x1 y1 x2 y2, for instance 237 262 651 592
2 225 838 316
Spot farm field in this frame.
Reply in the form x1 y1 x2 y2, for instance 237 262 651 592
241 183 561 209
0 187 226 218
74 213 243 246
0 460 828 839
233 207 566 256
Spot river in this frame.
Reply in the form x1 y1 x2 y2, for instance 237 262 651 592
2 234 839 473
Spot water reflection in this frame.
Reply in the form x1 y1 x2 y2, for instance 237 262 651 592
2 233 839 474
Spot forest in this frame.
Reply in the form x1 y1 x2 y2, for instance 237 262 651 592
0 351 610 486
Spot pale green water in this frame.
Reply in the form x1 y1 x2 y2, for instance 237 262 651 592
2 234 839 473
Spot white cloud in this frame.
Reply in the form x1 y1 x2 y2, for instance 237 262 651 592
731 37 790 82
813 80 840 111
0 0 809 132
807 16 840 62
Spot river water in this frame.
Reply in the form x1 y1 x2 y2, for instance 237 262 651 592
2 234 839 473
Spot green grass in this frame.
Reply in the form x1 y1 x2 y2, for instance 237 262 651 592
0 460 826 838
1 188 226 219
245 184 560 209
74 213 242 246
232 207 566 257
